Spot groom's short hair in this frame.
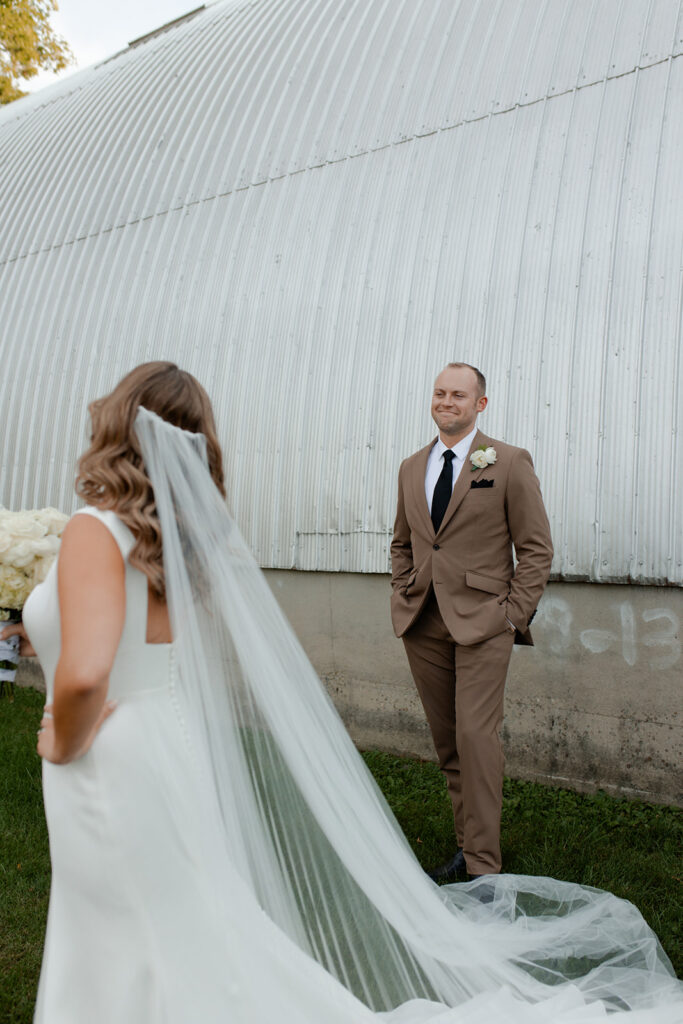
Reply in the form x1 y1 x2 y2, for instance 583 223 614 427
445 362 486 397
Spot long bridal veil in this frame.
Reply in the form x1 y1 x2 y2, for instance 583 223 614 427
135 407 683 1023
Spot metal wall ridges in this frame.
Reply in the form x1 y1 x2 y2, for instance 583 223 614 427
0 0 681 583
2 0 681 261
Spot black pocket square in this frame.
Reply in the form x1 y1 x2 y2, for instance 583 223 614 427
471 479 494 489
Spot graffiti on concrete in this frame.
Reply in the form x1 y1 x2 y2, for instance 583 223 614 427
535 597 680 670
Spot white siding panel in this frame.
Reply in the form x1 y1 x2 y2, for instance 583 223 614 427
644 53 683 584
534 86 602 560
596 63 665 581
631 0 681 65
1 0 681 582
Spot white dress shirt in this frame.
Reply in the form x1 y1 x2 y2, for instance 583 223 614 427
424 425 478 513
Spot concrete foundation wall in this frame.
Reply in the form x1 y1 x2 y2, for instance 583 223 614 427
264 573 682 807
17 574 681 806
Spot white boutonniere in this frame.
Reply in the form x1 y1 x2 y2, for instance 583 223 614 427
470 445 497 471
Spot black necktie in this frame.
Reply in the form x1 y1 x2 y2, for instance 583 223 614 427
431 450 455 533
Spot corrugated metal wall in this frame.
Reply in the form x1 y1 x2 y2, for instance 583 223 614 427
1 0 681 583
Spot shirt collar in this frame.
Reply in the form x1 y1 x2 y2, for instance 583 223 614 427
434 425 478 462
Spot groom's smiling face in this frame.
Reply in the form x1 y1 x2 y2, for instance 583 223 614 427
431 366 487 444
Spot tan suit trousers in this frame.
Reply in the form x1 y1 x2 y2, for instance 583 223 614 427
403 589 515 875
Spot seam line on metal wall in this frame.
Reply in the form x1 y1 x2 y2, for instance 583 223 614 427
2 50 681 271
629 49 676 582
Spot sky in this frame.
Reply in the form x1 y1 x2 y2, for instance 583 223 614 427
26 1 211 92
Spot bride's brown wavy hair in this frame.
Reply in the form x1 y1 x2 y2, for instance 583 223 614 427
76 362 225 598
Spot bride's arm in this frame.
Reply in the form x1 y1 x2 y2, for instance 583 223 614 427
38 515 124 764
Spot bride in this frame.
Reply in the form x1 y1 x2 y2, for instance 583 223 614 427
8 362 682 1022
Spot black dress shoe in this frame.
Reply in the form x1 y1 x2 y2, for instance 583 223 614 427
466 874 495 903
426 848 466 883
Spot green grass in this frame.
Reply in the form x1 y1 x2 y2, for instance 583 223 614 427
0 688 50 1024
1 689 681 1023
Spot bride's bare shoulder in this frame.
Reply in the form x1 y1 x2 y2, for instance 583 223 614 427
58 512 125 577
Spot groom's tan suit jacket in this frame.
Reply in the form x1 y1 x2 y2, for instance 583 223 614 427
391 430 553 646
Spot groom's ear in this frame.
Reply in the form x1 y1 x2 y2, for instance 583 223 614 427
476 395 487 414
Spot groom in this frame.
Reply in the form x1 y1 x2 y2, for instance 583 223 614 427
390 363 553 878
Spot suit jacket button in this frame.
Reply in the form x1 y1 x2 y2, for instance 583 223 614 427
433 543 440 550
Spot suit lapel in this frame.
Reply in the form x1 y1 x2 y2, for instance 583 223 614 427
409 439 437 537
435 429 488 536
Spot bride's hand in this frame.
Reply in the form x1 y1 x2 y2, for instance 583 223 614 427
0 621 36 657
37 699 118 764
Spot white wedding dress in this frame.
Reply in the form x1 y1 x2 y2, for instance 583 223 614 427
23 411 683 1024
25 508 382 1023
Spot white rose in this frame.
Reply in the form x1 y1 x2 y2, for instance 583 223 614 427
26 536 60 558
45 535 61 556
484 447 497 465
34 507 69 536
30 556 56 586
0 564 32 609
470 449 489 469
6 540 36 569
5 514 45 540
0 509 67 567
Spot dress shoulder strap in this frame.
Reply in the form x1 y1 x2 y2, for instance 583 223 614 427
72 506 135 562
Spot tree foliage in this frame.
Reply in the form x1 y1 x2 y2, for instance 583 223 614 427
0 0 73 104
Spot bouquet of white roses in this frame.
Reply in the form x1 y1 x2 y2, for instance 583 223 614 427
0 506 69 696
